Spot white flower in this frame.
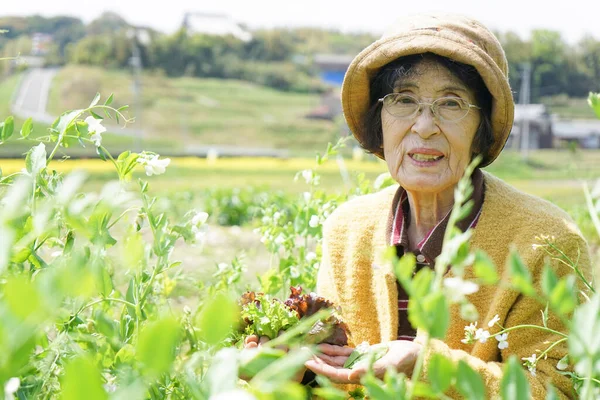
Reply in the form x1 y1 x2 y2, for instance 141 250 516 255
192 211 209 226
303 191 311 203
475 328 490 343
488 314 500 328
273 211 281 221
496 333 509 350
556 356 569 371
309 215 320 228
85 116 106 135
274 235 285 245
306 251 317 262
461 322 478 344
4 377 20 400
138 154 171 176
522 353 538 376
90 132 103 147
443 277 479 302
301 169 313 184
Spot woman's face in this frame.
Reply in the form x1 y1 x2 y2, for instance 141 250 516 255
381 59 481 196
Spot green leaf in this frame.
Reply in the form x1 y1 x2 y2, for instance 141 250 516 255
53 110 82 135
117 105 129 112
455 361 486 400
362 373 395 400
238 347 285 379
428 353 454 394
20 117 33 139
541 265 558 298
408 291 449 339
206 348 240 395
90 110 103 120
89 92 101 108
137 316 181 375
0 115 15 141
426 293 449 339
545 385 560 400
588 92 600 119
60 356 108 400
507 250 535 296
197 292 239 345
125 278 137 318
500 355 531 400
394 252 416 286
473 250 498 285
4 275 44 320
410 268 434 298
252 347 313 391
122 232 145 271
548 275 577 315
25 142 47 176
96 145 109 161
105 93 114 106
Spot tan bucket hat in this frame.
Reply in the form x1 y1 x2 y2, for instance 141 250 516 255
341 13 514 166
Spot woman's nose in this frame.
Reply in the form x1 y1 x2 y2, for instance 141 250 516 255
410 105 440 138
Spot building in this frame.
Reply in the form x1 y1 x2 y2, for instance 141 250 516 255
552 119 600 148
313 54 354 86
507 104 553 150
304 54 353 120
181 12 252 42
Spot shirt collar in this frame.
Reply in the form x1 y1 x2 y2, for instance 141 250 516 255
387 168 485 264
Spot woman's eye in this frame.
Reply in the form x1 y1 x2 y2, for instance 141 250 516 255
438 98 462 108
397 96 417 105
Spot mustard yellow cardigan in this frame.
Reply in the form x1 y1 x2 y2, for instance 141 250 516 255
317 172 591 399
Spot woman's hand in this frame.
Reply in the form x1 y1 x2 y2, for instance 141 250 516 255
243 334 269 349
304 340 422 384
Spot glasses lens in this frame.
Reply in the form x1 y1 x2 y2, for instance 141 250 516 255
383 94 419 117
434 97 469 121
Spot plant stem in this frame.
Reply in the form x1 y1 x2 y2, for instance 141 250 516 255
536 337 567 360
407 334 430 399
78 297 137 314
495 324 568 338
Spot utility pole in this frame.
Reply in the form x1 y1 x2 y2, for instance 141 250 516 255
519 63 532 160
128 28 144 152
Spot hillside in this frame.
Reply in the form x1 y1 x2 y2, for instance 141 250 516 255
46 65 342 155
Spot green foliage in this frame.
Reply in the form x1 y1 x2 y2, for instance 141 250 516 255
197 293 239 345
0 92 599 399
240 294 299 340
500 356 531 400
455 361 486 400
60 356 108 400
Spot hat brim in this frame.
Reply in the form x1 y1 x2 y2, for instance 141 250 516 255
342 30 514 167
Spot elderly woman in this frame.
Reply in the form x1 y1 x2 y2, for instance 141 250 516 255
303 13 591 399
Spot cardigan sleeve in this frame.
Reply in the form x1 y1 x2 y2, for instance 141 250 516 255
416 231 591 400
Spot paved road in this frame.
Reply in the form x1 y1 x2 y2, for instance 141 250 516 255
11 67 57 124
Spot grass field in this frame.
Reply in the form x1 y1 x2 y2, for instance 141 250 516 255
45 65 340 155
1 148 598 205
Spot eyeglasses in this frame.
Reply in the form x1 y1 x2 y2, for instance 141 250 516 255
378 93 481 122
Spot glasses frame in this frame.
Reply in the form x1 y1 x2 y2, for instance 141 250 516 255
378 93 481 122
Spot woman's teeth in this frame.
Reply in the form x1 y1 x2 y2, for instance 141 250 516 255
410 153 443 161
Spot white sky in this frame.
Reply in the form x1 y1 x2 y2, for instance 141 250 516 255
2 0 598 44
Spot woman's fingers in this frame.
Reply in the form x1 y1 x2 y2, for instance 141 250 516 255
316 343 355 356
314 353 350 367
305 357 358 384
244 335 259 348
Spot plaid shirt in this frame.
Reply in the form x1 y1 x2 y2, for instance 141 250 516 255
390 169 485 340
